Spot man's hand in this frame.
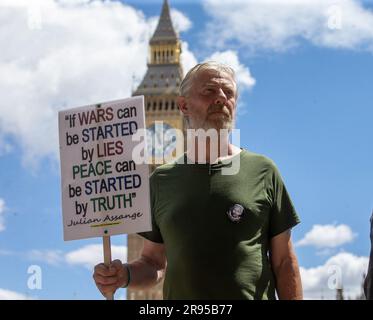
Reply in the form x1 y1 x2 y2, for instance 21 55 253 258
93 259 128 298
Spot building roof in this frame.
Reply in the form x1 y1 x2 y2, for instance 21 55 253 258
133 64 183 96
150 0 178 44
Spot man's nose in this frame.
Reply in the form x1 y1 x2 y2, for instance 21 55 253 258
214 89 228 105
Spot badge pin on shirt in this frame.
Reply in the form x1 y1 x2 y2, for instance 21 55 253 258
227 204 245 223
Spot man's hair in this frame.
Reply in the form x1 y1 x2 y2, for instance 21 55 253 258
179 61 237 97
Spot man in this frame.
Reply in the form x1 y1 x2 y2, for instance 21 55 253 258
93 62 303 300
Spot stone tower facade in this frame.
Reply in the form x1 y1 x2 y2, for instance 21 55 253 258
127 0 185 300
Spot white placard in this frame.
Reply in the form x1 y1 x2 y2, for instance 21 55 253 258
58 96 151 241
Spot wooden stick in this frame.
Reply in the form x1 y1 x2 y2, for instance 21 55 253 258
103 236 114 300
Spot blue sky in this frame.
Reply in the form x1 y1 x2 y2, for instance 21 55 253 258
0 0 373 300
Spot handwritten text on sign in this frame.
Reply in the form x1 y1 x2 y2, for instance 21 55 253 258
59 96 151 241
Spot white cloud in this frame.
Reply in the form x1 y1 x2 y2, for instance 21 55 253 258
0 249 12 256
205 50 256 91
171 9 192 34
296 224 356 248
180 41 198 75
0 0 29 6
25 244 127 270
65 244 127 270
0 0 151 168
0 0 260 169
180 49 256 98
203 0 373 53
0 198 6 232
0 288 32 300
0 1 200 169
27 249 64 266
0 136 13 156
316 248 338 257
301 252 368 299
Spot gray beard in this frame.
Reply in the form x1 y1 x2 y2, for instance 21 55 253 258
190 113 233 132
203 116 233 131
185 108 235 131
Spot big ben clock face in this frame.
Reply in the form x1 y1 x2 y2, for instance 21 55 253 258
146 122 177 158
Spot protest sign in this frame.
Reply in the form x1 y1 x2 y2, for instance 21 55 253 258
59 96 151 241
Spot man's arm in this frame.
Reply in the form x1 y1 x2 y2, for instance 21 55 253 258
128 239 167 290
364 215 373 299
93 239 166 297
269 229 303 300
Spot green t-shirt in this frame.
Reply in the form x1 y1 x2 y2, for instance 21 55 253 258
139 149 300 300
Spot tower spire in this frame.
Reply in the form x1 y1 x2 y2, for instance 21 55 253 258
133 0 183 96
150 0 178 44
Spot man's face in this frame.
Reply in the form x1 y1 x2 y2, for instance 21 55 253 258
179 69 237 131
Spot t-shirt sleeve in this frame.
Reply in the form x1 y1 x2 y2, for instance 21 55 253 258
265 160 300 238
137 170 164 244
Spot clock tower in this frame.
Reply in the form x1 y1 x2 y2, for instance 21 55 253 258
127 0 185 300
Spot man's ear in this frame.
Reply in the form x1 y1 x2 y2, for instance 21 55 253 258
177 96 188 115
